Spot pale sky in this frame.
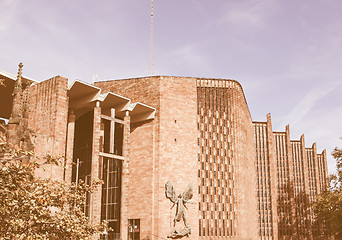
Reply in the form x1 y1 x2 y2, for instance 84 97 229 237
1 0 341 173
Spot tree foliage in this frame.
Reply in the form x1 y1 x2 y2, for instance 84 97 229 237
0 137 107 239
313 147 342 239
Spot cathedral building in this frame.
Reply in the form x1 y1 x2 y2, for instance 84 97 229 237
0 64 328 240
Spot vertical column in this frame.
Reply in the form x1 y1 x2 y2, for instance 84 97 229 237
285 125 297 238
312 143 320 195
322 149 328 189
90 101 103 238
311 143 320 237
120 110 131 240
266 114 279 239
99 118 104 180
300 135 312 238
65 109 75 183
110 108 115 153
300 135 310 195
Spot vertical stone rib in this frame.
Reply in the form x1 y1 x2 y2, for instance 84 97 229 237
90 101 102 232
285 125 297 238
300 135 312 238
266 114 279 239
65 110 75 183
322 149 328 189
120 112 130 240
312 143 320 196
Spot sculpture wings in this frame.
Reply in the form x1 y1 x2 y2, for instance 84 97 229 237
182 184 193 202
165 181 193 203
165 181 193 238
165 181 177 203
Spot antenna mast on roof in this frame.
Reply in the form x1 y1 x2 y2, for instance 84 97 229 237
148 0 154 76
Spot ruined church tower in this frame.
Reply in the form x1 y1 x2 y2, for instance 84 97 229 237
7 62 32 149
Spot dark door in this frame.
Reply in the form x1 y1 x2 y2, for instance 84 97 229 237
128 219 140 240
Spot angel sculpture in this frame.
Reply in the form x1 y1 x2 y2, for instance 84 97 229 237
165 181 193 239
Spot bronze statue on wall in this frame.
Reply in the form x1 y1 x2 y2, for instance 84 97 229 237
165 181 193 239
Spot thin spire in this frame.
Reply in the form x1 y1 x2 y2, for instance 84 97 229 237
7 62 24 147
148 0 154 76
11 62 24 119
13 62 23 96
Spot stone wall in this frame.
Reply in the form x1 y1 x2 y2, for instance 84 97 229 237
254 119 329 239
95 77 161 240
28 76 68 180
197 79 258 240
96 77 200 240
95 76 259 240
158 77 199 240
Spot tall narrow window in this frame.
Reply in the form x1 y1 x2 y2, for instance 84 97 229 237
114 122 123 156
72 111 93 217
103 119 124 156
101 158 122 240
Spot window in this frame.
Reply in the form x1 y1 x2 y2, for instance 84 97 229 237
103 119 124 156
101 158 122 240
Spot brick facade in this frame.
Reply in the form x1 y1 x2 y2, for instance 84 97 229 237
2 71 329 240
96 76 200 240
96 76 327 240
95 77 259 240
253 117 328 240
28 76 68 180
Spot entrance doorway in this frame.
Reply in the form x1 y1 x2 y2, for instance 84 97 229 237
128 219 140 240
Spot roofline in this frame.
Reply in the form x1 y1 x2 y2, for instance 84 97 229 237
128 102 156 112
68 79 101 91
102 91 131 102
252 121 267 124
0 69 38 83
134 101 156 111
95 75 251 119
95 75 239 84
